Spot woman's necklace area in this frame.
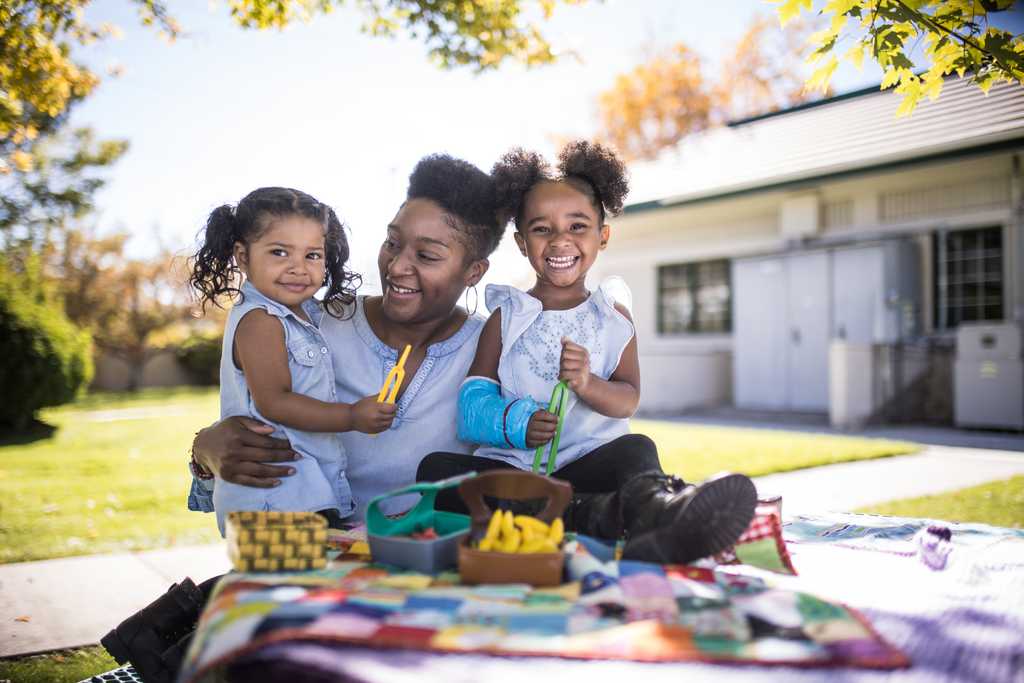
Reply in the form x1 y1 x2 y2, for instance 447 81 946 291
366 296 464 350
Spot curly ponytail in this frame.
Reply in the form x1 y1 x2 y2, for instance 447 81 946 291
189 204 242 311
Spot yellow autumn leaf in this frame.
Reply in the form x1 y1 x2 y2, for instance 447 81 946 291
880 67 905 89
896 92 920 116
922 71 944 100
775 0 812 27
977 76 996 95
10 150 33 172
845 42 866 70
824 0 859 13
805 55 839 93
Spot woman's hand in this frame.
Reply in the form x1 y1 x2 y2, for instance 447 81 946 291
193 416 297 488
525 410 558 448
559 337 592 396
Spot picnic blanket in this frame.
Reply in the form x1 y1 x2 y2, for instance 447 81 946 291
176 514 946 683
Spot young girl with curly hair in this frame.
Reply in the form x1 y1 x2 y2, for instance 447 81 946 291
419 142 757 564
189 187 395 533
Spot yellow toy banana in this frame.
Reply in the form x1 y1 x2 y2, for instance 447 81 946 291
475 511 563 554
548 518 564 545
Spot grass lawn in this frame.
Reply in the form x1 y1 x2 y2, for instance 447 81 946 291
858 475 1024 528
1 388 918 564
0 646 117 683
0 387 223 564
637 420 918 481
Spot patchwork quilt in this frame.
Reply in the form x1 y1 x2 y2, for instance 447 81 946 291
178 522 911 683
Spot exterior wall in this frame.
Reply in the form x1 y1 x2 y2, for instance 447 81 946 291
602 149 1021 416
91 348 195 391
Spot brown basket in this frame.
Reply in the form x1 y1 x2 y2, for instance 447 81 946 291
456 471 572 587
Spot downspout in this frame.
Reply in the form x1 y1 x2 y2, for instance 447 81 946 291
1013 154 1024 323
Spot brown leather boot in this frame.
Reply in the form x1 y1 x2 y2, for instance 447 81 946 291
620 471 757 564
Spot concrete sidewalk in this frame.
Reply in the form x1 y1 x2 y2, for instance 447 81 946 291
755 444 1024 513
2 444 1023 658
1 544 230 657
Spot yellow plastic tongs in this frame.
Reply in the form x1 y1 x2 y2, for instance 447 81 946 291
377 344 412 404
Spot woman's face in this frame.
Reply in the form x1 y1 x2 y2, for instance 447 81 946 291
377 198 486 325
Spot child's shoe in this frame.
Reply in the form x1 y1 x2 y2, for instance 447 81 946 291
620 472 757 564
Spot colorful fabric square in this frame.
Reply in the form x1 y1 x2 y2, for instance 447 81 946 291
179 534 907 682
716 499 796 575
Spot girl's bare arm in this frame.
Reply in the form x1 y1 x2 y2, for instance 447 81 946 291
234 310 395 434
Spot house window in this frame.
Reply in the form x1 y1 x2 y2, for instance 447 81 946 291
657 260 731 334
934 226 1004 329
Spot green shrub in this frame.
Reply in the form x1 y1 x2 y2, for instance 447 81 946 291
176 332 221 385
0 255 93 431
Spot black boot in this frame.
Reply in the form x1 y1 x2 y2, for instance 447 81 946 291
101 577 207 683
564 491 625 541
620 471 757 565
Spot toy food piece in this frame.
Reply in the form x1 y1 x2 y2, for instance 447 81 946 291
408 527 439 540
473 510 561 554
226 511 328 572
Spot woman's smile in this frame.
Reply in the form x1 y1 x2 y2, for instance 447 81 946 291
386 281 422 296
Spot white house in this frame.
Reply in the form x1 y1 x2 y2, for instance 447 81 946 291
594 78 1024 427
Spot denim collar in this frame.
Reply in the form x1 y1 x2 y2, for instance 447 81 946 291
239 281 324 328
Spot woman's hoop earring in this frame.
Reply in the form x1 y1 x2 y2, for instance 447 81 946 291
465 284 479 316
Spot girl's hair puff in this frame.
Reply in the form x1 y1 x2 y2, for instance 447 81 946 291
492 140 629 228
557 140 629 219
407 154 504 261
188 187 360 318
491 148 552 228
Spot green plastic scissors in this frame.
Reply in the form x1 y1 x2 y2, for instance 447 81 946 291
532 381 569 476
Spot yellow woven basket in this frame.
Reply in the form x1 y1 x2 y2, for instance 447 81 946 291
225 511 328 572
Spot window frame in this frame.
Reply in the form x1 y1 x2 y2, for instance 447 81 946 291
656 259 733 335
932 225 1005 331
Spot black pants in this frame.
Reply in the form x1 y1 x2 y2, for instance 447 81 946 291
417 433 665 516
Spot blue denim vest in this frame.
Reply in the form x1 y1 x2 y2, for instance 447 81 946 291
209 281 353 534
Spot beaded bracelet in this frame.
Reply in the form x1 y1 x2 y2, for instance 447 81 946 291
189 432 214 480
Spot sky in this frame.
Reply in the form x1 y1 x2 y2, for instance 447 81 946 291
74 0 890 291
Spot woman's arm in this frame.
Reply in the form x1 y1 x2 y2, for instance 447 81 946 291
235 309 396 434
559 303 640 419
193 417 296 488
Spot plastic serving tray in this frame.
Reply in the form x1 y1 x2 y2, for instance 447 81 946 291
366 474 473 573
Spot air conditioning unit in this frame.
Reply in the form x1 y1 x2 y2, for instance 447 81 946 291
954 323 1024 430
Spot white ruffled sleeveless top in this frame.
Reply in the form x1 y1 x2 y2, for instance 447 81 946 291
474 278 635 470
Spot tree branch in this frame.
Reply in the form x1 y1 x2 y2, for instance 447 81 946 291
894 0 1016 76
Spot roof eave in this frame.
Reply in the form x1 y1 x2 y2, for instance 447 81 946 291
623 135 1024 216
